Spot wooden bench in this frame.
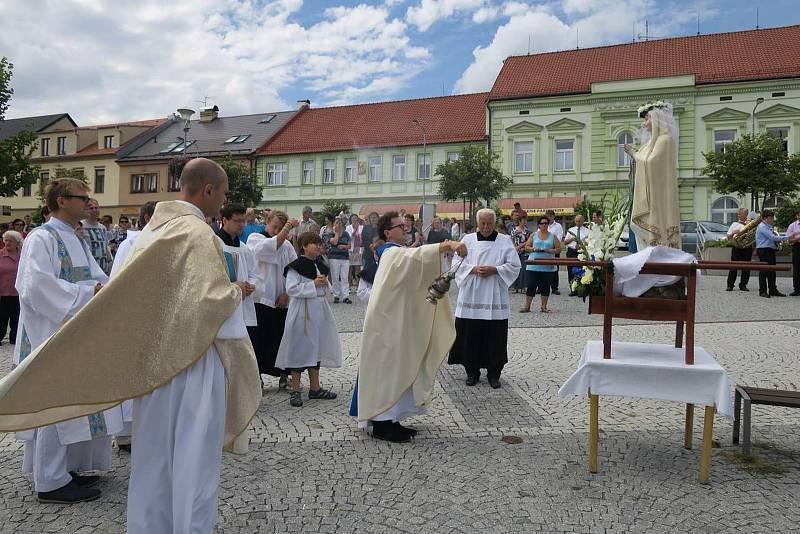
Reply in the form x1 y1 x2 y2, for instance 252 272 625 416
733 386 800 455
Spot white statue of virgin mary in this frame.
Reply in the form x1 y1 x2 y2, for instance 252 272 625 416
624 102 682 250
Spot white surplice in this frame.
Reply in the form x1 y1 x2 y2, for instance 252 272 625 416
246 233 296 307
14 217 122 492
275 268 342 370
453 233 520 320
220 240 260 327
126 201 245 534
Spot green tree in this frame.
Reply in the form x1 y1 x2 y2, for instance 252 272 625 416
217 156 261 207
776 200 800 229
703 133 800 212
312 199 350 226
0 57 40 198
573 196 606 221
436 144 512 223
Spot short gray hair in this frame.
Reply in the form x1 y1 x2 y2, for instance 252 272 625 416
3 230 24 244
476 208 496 223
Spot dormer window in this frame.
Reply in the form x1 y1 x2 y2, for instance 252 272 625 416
259 115 276 123
224 135 250 144
104 135 114 149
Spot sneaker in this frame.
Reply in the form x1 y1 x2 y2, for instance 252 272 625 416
308 388 337 400
278 374 288 390
333 297 340 304
37 480 101 504
289 391 303 407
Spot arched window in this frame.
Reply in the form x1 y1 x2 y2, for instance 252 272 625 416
617 132 634 167
762 196 788 210
711 196 739 224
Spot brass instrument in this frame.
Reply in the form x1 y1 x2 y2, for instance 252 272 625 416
731 216 761 248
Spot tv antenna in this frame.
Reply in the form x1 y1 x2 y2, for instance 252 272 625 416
196 96 215 107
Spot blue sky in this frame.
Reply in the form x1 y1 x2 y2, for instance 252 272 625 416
1 0 799 124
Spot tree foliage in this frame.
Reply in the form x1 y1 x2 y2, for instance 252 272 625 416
703 133 800 211
217 156 262 207
436 144 512 222
0 57 40 198
776 201 800 229
312 199 350 226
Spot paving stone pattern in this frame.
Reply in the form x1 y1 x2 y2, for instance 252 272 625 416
1 274 799 533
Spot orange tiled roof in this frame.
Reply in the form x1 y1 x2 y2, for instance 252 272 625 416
489 25 800 100
258 93 487 155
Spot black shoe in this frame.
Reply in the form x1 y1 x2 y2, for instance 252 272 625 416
37 480 101 504
289 391 303 407
343 298 352 304
725 287 734 292
372 420 410 443
770 290 786 297
117 444 131 454
69 471 100 488
739 287 749 292
394 422 418 436
551 289 561 295
488 377 501 389
333 297 340 303
790 292 800 296
759 291 770 298
278 374 288 390
465 375 479 386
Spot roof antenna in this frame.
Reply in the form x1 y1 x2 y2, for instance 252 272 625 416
576 26 579 49
632 21 636 42
527 34 531 55
645 20 649 41
696 14 700 35
756 7 759 29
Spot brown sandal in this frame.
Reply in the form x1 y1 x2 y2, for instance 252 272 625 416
519 308 531 313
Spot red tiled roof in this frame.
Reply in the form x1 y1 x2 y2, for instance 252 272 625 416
489 25 800 100
258 93 487 155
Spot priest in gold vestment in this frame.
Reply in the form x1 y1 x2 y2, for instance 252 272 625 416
0 158 261 533
625 103 682 250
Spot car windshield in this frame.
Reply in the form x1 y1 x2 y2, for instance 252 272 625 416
699 221 729 233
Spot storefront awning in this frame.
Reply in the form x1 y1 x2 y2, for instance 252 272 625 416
358 201 469 220
497 196 584 217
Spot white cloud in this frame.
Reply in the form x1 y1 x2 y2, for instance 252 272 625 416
0 0 431 124
405 0 489 32
472 6 500 23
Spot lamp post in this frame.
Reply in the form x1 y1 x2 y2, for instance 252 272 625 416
751 97 765 137
177 108 195 152
411 118 428 225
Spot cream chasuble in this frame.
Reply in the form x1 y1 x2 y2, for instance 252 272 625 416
357 244 455 422
631 132 681 250
453 232 520 320
0 201 261 454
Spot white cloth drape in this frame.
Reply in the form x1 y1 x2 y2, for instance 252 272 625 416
612 245 697 297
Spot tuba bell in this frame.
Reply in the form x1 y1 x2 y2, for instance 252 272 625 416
731 216 761 248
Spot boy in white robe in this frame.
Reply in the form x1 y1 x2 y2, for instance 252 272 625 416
275 232 342 408
14 178 122 503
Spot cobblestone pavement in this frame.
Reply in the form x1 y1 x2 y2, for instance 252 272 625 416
1 274 799 533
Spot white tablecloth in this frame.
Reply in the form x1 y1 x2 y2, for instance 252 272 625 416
559 341 733 419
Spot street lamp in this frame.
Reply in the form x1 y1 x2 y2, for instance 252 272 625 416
177 108 195 151
751 97 765 137
411 118 428 226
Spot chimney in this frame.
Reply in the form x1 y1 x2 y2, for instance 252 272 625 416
297 99 311 110
199 105 219 122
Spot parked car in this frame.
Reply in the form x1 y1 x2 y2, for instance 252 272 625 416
617 225 630 250
680 221 729 254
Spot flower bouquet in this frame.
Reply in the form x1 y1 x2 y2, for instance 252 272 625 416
569 192 630 299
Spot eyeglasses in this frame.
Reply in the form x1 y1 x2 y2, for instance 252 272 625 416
388 223 405 230
62 194 90 203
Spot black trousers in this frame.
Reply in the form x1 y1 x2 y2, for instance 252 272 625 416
727 246 753 289
756 248 778 293
0 295 20 344
793 243 800 293
551 252 561 291
566 248 579 286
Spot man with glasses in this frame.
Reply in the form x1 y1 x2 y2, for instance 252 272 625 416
10 178 120 503
10 219 27 238
81 198 112 274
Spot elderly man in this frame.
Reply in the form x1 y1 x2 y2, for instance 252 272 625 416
448 209 520 388
564 214 590 295
726 208 754 292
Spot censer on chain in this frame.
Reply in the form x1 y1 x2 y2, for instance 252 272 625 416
426 257 464 304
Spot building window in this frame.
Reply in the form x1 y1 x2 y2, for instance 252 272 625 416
104 135 114 149
417 153 430 180
514 141 533 173
168 172 181 192
40 171 49 190
392 155 406 181
41 138 50 156
767 126 790 152
447 151 460 162
94 168 105 194
617 132 634 167
323 159 336 183
713 130 736 153
267 163 287 186
22 181 32 197
368 156 382 182
710 196 739 224
147 173 158 192
344 158 357 183
131 174 146 193
57 136 66 155
302 161 314 184
554 139 575 171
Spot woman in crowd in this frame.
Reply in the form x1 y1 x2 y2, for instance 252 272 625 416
347 214 362 288
323 217 352 303
0 230 22 346
510 215 531 293
520 216 560 314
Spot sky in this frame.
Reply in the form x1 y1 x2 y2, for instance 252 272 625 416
2 0 800 125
